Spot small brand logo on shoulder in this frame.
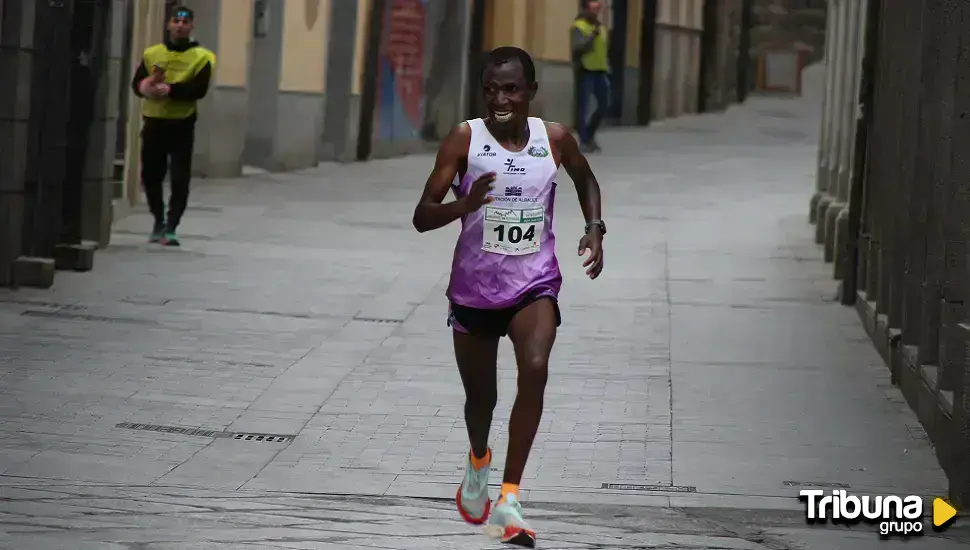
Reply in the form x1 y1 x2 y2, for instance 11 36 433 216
505 186 522 197
504 158 526 174
477 144 496 157
527 145 549 158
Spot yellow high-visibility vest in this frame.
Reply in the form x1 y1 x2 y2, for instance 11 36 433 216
140 43 216 119
572 19 608 72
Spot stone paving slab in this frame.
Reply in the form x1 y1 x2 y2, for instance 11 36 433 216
0 96 964 547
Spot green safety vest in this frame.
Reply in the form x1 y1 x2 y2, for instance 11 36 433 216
141 43 216 119
572 18 609 72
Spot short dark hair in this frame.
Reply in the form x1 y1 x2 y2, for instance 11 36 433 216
170 5 194 19
482 46 536 85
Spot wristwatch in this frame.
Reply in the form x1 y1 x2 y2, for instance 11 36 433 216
585 219 606 235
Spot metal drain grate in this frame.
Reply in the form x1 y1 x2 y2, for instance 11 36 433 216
116 422 226 438
784 481 850 489
353 317 404 324
601 483 696 493
232 433 293 443
116 423 294 443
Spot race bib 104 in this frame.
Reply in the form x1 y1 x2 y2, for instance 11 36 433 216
482 205 544 256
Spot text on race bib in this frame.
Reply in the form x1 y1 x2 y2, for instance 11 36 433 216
482 205 544 256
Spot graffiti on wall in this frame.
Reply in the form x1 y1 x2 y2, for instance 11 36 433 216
376 0 427 142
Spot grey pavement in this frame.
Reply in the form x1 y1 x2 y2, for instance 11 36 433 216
1 96 967 549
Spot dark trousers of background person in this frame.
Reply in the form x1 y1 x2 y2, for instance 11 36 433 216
140 116 196 231
576 69 610 146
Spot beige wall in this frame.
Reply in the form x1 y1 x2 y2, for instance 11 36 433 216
279 0 332 93
626 0 642 67
122 0 168 208
215 0 254 87
483 0 528 49
526 0 575 63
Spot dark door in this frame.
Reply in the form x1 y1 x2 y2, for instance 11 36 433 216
606 0 627 122
465 0 487 120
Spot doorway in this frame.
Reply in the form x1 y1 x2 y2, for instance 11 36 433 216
606 0 628 124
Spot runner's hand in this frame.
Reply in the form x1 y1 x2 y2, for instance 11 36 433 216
463 172 496 212
578 229 604 280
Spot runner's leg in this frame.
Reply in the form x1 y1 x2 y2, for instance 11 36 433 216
454 331 500 458
488 297 556 546
503 297 556 489
454 328 500 524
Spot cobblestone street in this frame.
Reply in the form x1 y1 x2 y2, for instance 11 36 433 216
1 97 966 548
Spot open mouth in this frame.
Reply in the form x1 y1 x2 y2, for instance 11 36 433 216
490 111 513 123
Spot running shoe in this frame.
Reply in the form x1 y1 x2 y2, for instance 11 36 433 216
456 450 491 524
489 493 536 547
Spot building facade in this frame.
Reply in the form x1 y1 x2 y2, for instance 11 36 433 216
1 0 747 289
809 0 969 506
749 0 826 94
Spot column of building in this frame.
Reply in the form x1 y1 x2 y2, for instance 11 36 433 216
812 0 844 242
0 0 126 288
0 0 42 286
812 0 864 263
830 0 866 279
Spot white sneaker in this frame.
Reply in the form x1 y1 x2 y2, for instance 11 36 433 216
455 449 491 524
488 493 536 547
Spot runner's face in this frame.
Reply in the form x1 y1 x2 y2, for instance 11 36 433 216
481 61 535 127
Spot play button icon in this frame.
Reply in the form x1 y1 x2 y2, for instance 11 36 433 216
933 498 957 529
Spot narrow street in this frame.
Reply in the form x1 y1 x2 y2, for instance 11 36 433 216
1 96 965 549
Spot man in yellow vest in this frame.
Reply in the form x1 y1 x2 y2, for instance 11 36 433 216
571 0 610 153
130 5 215 246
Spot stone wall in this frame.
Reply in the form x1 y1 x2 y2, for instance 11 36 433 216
700 0 742 112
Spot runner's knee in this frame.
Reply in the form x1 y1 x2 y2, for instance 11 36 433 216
516 356 548 390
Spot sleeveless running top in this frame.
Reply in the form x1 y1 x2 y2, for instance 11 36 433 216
446 117 562 309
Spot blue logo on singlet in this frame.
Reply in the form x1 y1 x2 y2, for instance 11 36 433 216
505 186 522 197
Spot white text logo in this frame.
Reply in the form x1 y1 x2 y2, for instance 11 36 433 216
800 490 924 537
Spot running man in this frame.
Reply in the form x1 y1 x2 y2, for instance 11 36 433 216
412 46 605 547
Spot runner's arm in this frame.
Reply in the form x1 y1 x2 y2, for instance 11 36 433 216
552 123 603 229
412 124 472 233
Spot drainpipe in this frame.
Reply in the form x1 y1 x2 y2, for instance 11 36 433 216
841 0 882 305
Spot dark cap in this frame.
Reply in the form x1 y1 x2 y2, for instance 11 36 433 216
170 5 194 19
